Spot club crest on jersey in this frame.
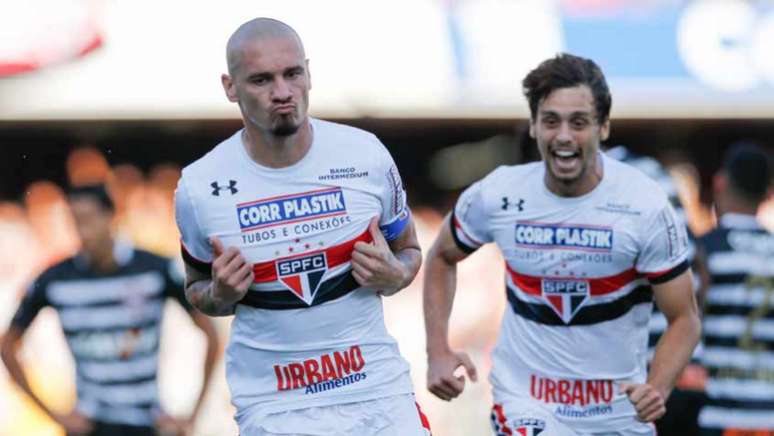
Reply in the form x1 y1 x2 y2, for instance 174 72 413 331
276 253 328 305
515 222 613 252
237 187 347 232
513 418 545 436
541 279 590 323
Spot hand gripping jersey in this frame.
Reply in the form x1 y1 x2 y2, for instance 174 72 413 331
451 153 689 433
174 119 414 420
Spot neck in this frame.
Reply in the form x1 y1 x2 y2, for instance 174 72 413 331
545 153 604 197
242 119 313 168
87 240 118 273
717 196 758 217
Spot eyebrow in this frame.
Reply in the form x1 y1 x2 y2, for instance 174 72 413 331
539 109 593 118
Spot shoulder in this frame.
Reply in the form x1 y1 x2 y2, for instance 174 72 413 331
129 249 168 269
181 131 242 180
313 118 386 155
479 162 541 191
37 257 78 283
605 155 669 207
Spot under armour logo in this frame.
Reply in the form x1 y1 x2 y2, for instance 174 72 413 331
502 197 524 211
211 180 238 196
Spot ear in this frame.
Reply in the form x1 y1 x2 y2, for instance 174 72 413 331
306 59 312 91
221 73 238 102
529 120 536 139
599 119 610 141
713 172 726 196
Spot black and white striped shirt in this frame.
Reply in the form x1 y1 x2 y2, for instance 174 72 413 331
698 213 774 430
10 242 191 427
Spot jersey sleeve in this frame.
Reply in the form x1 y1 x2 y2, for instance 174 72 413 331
373 139 411 242
636 199 691 284
163 257 194 312
10 279 51 331
174 177 212 275
450 179 493 253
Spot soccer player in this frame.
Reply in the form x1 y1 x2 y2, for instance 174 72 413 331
173 18 430 435
1 184 218 436
696 144 773 434
424 54 701 435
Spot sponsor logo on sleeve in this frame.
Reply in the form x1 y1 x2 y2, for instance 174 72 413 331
515 222 613 252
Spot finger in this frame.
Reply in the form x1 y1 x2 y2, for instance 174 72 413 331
234 263 254 289
353 240 386 259
428 378 457 400
619 382 634 396
428 384 453 401
351 250 379 271
641 404 666 422
626 385 648 404
638 399 664 421
223 252 249 277
635 392 663 414
368 216 389 248
457 352 479 382
210 236 225 258
352 268 368 287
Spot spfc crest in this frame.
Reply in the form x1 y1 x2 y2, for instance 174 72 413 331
276 252 328 305
541 278 590 324
513 418 545 436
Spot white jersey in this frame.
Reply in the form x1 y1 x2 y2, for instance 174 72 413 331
174 119 414 420
452 152 689 433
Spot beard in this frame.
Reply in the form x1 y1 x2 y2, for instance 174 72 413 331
270 116 300 137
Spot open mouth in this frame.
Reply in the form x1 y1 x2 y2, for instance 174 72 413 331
551 149 582 172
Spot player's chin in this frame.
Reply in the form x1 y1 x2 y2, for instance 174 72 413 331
271 119 300 137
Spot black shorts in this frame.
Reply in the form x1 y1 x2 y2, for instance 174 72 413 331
67 421 156 436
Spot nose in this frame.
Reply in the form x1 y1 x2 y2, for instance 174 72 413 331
271 78 292 102
556 121 573 143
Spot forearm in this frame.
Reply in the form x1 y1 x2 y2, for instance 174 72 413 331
648 312 701 397
423 255 458 356
1 347 56 420
185 280 237 317
191 327 219 419
380 247 422 296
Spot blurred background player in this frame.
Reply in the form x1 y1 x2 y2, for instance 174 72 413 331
424 53 701 435
695 143 774 435
607 145 706 436
1 184 219 436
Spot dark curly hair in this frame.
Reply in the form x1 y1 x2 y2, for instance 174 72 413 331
522 53 611 125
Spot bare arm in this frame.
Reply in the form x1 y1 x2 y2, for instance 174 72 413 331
423 214 478 401
351 216 422 296
623 269 701 421
185 311 220 427
649 268 702 396
1 326 56 420
183 237 253 317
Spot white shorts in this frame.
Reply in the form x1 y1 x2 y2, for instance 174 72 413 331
490 401 656 436
239 393 432 436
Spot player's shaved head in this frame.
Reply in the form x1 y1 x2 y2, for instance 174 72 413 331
226 18 305 76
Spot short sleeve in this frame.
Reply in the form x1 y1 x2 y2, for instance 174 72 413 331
450 180 493 253
174 177 212 274
636 200 690 284
163 257 193 312
374 140 411 242
10 279 51 331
